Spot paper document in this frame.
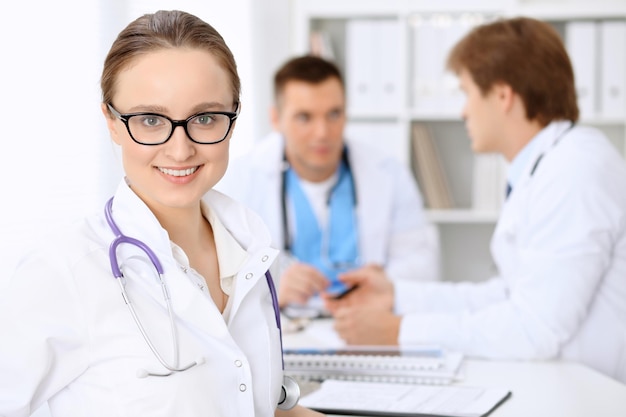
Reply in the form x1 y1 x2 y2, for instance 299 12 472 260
299 380 511 417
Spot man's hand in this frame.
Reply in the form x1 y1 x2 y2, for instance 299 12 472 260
333 306 402 345
278 262 329 307
321 264 394 313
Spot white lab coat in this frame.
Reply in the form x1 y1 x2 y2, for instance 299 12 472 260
217 132 439 283
0 181 284 416
395 121 626 383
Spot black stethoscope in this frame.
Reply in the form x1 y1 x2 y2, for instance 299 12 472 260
509 121 575 198
280 147 357 253
105 197 299 409
531 122 575 176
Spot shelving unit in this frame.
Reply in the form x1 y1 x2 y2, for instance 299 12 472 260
290 0 626 282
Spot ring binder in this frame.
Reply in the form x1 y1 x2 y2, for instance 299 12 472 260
284 346 464 385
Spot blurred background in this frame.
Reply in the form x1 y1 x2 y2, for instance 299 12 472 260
0 0 291 281
2 1 625 414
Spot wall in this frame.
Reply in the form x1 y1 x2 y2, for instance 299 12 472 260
0 0 103 282
0 0 275 282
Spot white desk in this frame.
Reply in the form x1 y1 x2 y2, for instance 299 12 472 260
283 318 626 417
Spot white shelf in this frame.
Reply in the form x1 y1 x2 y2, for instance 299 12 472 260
510 2 626 20
409 111 463 121
581 117 626 126
292 0 626 281
346 111 404 121
426 209 499 224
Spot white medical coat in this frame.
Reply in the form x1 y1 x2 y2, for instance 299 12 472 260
396 121 626 383
0 181 284 416
216 132 440 283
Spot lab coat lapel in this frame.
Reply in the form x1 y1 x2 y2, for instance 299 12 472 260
105 179 279 341
226 255 272 326
349 142 393 264
200 189 278 328
164 251 277 336
109 181 173 255
250 133 286 249
492 121 570 277
166 267 231 339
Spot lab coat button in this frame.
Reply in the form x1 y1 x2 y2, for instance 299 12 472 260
245 272 253 280
261 255 269 262
239 383 247 392
234 359 242 367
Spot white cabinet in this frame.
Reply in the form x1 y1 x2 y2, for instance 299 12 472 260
290 0 626 282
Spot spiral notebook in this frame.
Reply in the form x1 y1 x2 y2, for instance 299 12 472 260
284 346 464 385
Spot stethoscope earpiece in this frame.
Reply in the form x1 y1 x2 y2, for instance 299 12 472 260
277 375 300 410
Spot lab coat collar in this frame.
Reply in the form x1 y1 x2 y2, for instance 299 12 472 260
260 132 395 263
109 180 277 261
202 188 275 252
107 179 279 337
505 120 574 198
109 180 172 258
518 120 574 181
506 132 543 191
201 202 247 285
201 189 279 325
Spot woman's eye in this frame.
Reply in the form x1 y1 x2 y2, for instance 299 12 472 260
196 114 216 125
140 115 163 127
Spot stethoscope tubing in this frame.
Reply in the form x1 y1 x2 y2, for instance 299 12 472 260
528 121 575 179
104 197 288 378
280 146 356 253
106 197 199 376
105 198 164 277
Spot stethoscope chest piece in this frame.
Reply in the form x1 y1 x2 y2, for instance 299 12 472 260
277 375 300 410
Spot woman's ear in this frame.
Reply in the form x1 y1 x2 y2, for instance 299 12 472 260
101 103 122 145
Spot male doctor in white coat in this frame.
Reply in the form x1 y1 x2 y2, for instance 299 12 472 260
217 55 439 310
324 17 626 384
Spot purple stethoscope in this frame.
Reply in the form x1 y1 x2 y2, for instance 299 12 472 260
105 197 299 409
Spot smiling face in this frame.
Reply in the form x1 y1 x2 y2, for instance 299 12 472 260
103 48 235 214
272 77 346 182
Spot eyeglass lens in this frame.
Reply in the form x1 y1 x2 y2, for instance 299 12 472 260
127 113 231 144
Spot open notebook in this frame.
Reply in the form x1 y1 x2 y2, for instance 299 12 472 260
299 380 512 417
284 346 464 385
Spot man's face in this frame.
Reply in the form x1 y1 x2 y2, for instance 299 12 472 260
272 77 346 182
458 69 503 154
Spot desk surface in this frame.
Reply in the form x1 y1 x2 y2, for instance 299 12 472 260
283 318 626 417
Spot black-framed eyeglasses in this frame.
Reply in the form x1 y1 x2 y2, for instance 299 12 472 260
107 103 239 145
